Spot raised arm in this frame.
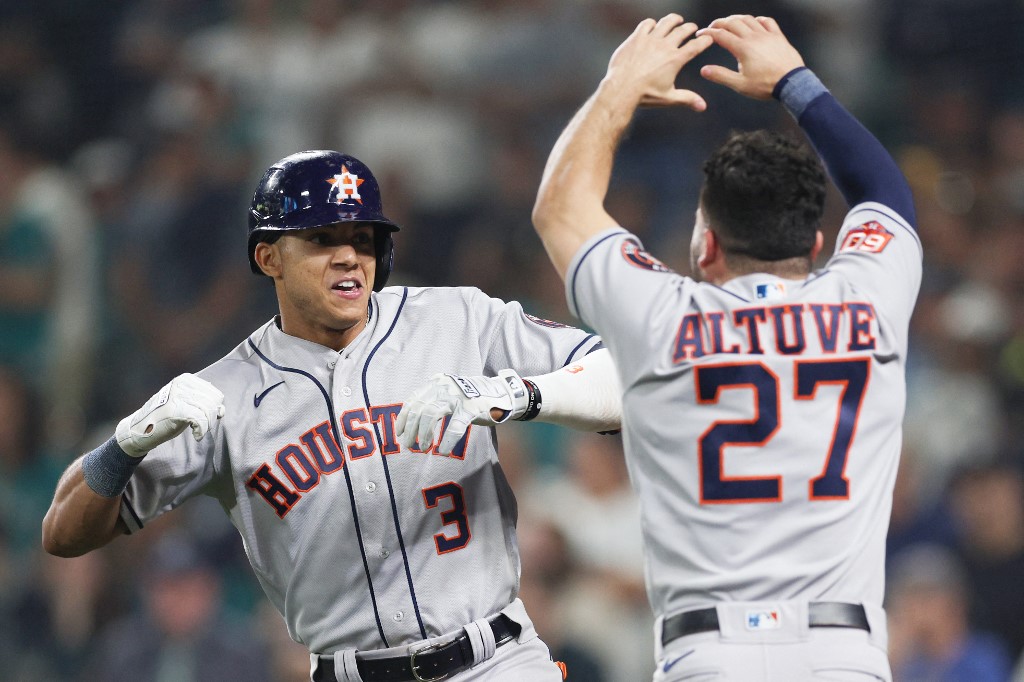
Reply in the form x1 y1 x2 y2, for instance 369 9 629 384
699 15 916 227
43 373 224 556
532 14 713 280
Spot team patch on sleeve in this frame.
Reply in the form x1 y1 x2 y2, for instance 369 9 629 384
524 312 571 329
621 238 672 273
840 220 894 254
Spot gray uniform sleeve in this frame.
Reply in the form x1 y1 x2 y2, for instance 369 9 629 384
119 416 222 533
458 287 602 377
823 201 923 345
565 227 693 382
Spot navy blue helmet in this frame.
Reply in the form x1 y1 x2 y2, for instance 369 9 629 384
248 150 400 291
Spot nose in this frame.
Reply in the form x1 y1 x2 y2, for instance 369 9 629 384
330 242 358 267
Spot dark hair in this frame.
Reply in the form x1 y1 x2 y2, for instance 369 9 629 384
700 130 826 262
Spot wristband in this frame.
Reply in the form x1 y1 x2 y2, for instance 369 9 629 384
82 436 143 498
515 379 542 422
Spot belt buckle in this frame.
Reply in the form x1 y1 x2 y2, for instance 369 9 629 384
409 640 449 682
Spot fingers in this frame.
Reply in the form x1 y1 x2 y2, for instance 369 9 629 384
694 26 743 54
699 64 744 92
437 406 473 456
652 13 685 37
706 14 764 36
756 16 781 33
648 88 708 111
635 17 656 35
666 21 700 48
395 403 412 446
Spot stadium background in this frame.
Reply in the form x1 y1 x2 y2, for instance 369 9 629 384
2 0 1024 679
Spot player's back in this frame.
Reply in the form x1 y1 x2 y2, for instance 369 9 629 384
633 266 905 618
567 203 921 620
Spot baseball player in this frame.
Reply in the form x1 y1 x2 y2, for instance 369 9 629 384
527 14 918 681
42 150 623 682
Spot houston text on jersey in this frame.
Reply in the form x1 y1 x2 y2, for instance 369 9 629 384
246 406 471 518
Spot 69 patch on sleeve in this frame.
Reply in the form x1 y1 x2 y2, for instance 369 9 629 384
840 221 894 253
621 238 672 273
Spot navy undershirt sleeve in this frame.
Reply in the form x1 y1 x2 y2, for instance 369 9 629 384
774 67 917 229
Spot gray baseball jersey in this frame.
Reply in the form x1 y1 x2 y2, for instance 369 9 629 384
566 201 921 620
118 285 601 654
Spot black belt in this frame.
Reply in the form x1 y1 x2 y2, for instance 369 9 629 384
313 614 520 682
662 602 869 646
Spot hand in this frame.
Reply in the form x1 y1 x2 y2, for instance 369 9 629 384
115 373 225 457
697 15 805 100
603 13 713 110
396 370 529 456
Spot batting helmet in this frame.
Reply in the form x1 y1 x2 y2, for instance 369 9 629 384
248 150 400 291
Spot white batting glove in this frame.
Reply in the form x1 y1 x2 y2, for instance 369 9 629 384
396 370 529 455
115 373 226 457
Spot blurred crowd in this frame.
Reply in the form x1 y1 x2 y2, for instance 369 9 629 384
2 0 1024 680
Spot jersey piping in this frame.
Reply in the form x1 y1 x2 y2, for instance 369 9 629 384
361 287 429 641
248 338 391 647
569 229 627 319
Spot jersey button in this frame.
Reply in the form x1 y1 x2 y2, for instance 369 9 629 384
393 611 404 622
379 548 390 558
365 482 376 493
341 386 352 397
328 359 337 369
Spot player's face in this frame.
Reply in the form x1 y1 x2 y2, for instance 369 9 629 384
269 222 377 350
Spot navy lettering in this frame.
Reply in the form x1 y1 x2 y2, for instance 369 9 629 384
300 422 345 473
672 313 706 363
247 463 301 518
769 304 806 355
734 308 768 355
847 303 876 351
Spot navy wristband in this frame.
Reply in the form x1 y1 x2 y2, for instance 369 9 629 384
82 436 142 498
775 67 829 120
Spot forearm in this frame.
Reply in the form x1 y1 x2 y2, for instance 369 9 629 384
532 80 635 278
776 68 917 227
523 348 622 432
43 451 128 557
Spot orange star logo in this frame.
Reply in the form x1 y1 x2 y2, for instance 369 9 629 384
326 165 364 205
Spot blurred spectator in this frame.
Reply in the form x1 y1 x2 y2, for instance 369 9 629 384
6 550 111 680
105 132 252 413
950 463 1024 661
887 444 958 566
86 529 271 682
517 516 607 682
0 367 65 558
528 432 653 682
887 543 1014 682
0 119 100 449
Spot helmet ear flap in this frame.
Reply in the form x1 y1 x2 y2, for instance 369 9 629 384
374 230 394 291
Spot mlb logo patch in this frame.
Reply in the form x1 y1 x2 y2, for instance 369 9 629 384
755 282 787 300
746 609 782 631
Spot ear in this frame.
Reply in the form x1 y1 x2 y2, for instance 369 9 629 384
699 229 722 270
810 230 824 262
254 241 282 278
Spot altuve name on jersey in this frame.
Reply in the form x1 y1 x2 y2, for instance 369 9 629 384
246 406 470 518
672 302 877 362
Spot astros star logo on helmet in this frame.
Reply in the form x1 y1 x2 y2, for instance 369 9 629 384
327 165 364 205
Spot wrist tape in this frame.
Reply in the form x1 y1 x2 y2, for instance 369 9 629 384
515 379 542 422
82 436 143 498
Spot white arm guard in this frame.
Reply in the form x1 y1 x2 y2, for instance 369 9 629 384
525 348 621 431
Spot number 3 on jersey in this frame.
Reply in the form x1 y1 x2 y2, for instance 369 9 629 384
422 482 471 553
695 358 869 503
